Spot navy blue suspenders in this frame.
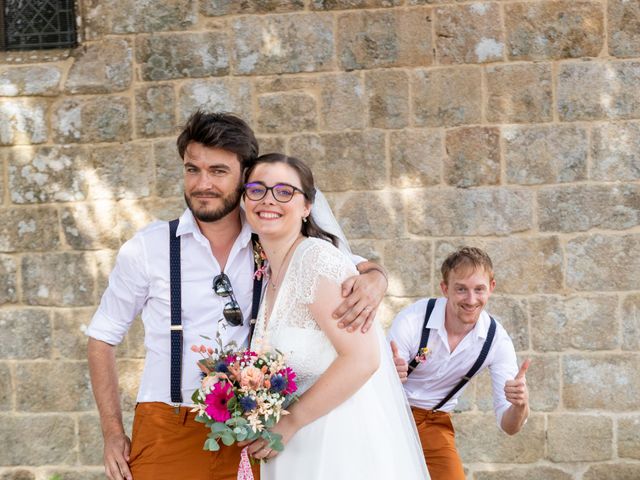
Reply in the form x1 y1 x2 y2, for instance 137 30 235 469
408 298 497 411
407 298 437 374
169 219 182 404
168 220 263 405
248 233 263 345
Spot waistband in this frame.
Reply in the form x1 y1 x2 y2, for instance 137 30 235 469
410 405 451 421
135 402 202 426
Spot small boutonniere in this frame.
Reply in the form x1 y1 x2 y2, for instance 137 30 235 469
253 239 268 280
415 346 431 364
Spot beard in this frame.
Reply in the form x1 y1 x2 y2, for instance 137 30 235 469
184 182 243 223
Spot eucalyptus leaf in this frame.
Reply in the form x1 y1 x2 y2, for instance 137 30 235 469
204 438 220 451
227 416 248 427
266 432 284 451
269 437 284 452
212 423 230 434
221 431 235 446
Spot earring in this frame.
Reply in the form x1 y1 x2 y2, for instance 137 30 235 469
302 216 308 223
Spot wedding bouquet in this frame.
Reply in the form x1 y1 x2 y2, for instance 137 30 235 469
190 336 298 453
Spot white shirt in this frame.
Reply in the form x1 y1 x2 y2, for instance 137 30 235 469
387 297 518 430
86 209 256 405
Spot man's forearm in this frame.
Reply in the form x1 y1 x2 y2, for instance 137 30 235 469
88 338 125 436
356 260 388 285
500 403 529 435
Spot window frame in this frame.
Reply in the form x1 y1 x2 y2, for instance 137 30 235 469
0 0 78 52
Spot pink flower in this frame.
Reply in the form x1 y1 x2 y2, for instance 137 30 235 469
226 350 257 365
239 366 265 390
279 367 298 395
204 382 234 422
253 264 268 281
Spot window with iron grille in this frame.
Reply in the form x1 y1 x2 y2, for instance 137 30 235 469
1 0 77 51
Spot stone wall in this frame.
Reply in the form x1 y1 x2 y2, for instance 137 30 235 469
1 0 639 479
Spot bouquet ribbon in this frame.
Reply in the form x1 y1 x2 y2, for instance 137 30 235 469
237 447 254 480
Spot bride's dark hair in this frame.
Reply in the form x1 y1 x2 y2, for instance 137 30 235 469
244 153 339 247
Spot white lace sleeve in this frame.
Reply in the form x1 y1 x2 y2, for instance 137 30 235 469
295 238 358 306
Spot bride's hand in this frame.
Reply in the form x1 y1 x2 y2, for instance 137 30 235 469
245 416 297 460
245 438 275 460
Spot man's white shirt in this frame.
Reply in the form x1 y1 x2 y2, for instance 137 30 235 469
388 297 519 430
86 208 256 405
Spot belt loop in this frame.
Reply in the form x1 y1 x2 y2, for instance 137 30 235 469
177 406 188 425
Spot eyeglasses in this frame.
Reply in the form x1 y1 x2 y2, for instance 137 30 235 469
244 182 306 203
212 273 243 326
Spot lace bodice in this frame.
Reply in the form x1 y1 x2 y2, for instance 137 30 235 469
251 238 357 394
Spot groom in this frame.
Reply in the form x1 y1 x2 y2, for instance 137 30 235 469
87 111 388 480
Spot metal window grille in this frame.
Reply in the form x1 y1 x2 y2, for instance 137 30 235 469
1 0 77 51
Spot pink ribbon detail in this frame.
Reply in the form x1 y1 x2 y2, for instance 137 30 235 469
237 446 254 480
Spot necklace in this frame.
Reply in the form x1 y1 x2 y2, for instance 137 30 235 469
264 236 303 323
268 235 303 292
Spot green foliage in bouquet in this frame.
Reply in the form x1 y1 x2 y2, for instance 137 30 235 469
190 333 298 452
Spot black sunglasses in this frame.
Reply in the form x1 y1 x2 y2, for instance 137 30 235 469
212 273 243 326
244 182 307 203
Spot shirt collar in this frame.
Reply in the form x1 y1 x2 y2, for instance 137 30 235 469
176 208 253 250
176 208 199 237
473 309 492 340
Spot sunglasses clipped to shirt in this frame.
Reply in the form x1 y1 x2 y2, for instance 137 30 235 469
244 182 307 203
212 273 243 326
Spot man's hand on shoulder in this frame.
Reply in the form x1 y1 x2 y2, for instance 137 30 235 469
103 430 133 480
333 261 388 333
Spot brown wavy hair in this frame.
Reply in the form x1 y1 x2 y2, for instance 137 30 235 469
177 111 258 169
244 153 339 247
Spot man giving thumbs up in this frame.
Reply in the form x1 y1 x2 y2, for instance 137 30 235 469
388 247 530 480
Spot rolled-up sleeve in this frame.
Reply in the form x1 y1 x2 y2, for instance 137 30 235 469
489 332 520 432
86 235 149 345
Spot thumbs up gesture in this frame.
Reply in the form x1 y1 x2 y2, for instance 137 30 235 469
504 359 530 407
390 340 409 383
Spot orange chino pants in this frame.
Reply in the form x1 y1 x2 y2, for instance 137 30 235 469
129 402 260 480
411 406 466 480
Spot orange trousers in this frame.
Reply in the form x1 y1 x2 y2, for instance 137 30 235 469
411 406 466 480
129 402 260 480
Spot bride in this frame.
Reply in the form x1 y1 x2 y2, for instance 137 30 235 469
242 153 429 479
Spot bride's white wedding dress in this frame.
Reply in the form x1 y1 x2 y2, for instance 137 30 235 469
252 238 429 480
